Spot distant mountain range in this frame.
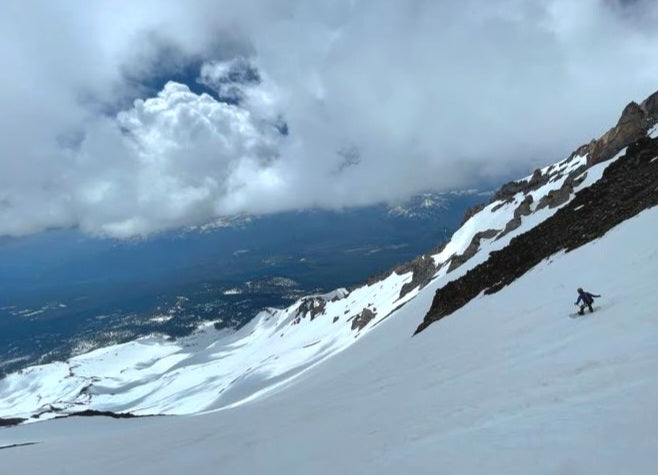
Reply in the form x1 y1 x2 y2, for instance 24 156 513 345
2 88 656 430
0 189 487 375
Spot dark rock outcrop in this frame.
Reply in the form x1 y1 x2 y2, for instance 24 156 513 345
536 181 571 210
70 409 141 419
396 255 438 299
536 170 588 211
0 410 139 427
447 229 499 272
514 194 534 218
461 203 485 225
642 90 658 115
416 136 658 334
568 142 594 161
351 308 376 331
362 267 396 289
0 417 26 427
498 195 534 237
293 296 327 323
584 95 658 166
490 169 550 204
359 244 448 297
484 89 658 224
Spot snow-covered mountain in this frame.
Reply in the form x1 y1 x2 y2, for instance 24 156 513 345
1 90 658 473
386 190 487 218
0 188 486 377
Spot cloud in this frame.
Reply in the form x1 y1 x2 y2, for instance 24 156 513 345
72 80 284 237
1 0 658 237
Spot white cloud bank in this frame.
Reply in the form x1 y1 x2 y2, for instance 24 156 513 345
1 0 658 238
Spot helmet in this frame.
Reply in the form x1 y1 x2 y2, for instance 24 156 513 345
577 288 583 292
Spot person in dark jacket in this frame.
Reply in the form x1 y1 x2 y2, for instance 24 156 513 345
575 288 600 315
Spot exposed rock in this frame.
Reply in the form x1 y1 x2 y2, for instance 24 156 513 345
490 182 524 204
497 195 534 238
0 417 25 427
1 410 142 428
586 99 658 166
416 136 658 334
490 168 550 204
70 409 141 419
362 268 395 289
487 89 658 218
536 182 571 210
500 216 522 236
360 243 446 292
514 194 534 218
641 90 658 115
568 141 595 161
294 296 327 322
447 229 499 272
429 241 448 255
536 170 588 211
351 308 376 331
396 255 437 299
490 200 508 213
461 203 485 225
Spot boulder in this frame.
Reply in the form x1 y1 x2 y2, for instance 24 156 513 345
351 308 376 331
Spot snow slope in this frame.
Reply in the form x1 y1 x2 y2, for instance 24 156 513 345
2 202 657 474
0 149 622 422
0 273 416 420
3 87 658 472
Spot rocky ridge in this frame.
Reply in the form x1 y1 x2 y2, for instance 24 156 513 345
415 89 658 334
343 92 656 312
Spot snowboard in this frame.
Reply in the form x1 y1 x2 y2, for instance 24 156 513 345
569 306 597 318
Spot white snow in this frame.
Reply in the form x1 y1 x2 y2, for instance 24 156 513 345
2 205 658 474
0 143 656 473
431 198 510 265
0 147 627 424
431 150 626 278
520 152 586 183
0 272 416 420
148 314 175 323
222 288 241 295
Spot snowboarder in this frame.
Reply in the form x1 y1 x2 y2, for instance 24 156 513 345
575 288 600 315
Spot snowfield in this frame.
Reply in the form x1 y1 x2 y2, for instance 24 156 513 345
2 204 657 474
0 149 614 423
0 271 417 420
1 135 657 473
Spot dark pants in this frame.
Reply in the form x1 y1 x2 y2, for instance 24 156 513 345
579 302 593 315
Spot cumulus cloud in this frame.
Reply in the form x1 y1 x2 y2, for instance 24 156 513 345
1 0 658 237
73 80 284 237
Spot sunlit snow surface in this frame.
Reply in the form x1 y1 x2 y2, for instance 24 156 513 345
0 274 416 420
0 151 624 423
3 190 658 474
